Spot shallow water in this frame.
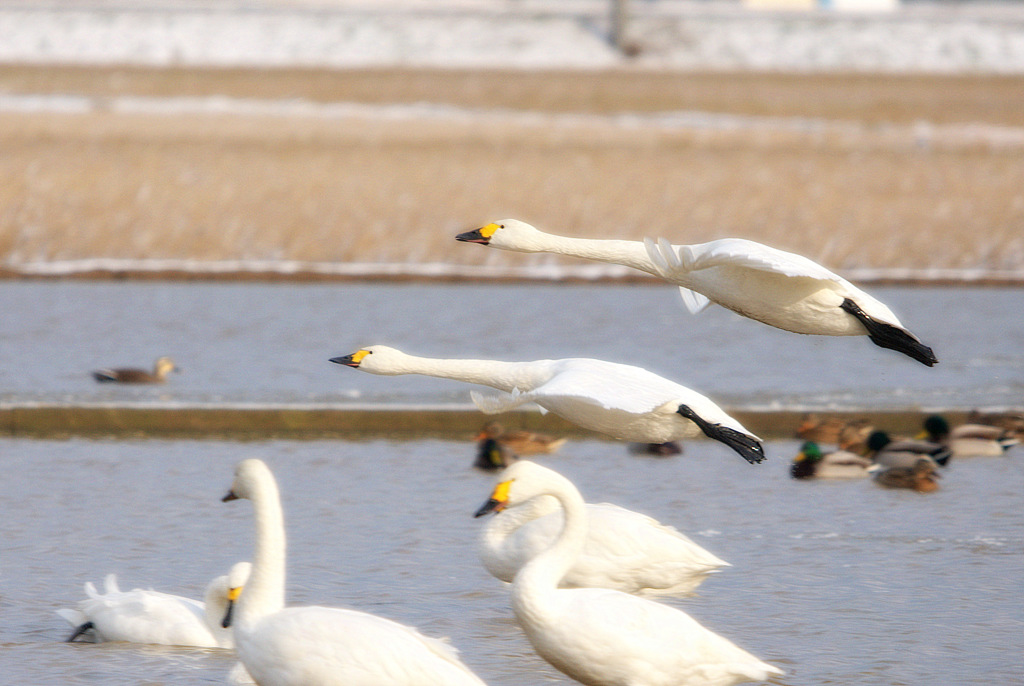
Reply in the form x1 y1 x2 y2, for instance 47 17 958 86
1 281 1022 410
1 437 1022 685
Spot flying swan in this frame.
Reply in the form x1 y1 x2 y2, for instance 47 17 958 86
474 461 784 686
221 458 487 686
57 562 251 648
479 482 728 596
330 345 765 464
456 219 937 366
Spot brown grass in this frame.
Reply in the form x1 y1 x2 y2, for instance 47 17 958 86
1 65 1022 273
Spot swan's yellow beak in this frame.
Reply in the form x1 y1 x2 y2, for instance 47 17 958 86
330 349 370 368
222 586 243 629
473 479 512 517
455 223 499 245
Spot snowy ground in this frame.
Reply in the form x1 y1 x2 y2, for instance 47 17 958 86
2 0 1024 73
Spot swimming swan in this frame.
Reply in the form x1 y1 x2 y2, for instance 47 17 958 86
221 458 487 686
57 562 251 648
479 488 728 596
331 345 765 464
456 219 937 366
474 461 784 686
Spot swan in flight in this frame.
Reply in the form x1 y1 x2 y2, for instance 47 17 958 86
57 562 251 648
478 486 728 596
221 458 487 686
456 219 937 366
331 345 765 464
474 461 784 686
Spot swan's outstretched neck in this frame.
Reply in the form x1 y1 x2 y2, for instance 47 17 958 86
536 233 659 276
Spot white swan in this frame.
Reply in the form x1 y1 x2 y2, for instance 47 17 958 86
474 461 784 686
478 488 729 597
56 561 251 648
456 219 937 366
330 345 765 464
221 458 487 686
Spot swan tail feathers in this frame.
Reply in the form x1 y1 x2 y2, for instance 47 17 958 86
677 287 711 314
56 608 87 628
470 389 533 415
839 298 938 367
103 574 120 595
676 405 766 464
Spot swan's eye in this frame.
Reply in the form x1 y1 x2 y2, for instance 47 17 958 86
498 224 505 229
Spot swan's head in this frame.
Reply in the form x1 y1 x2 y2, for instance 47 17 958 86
329 345 408 375
220 561 252 629
473 460 572 518
222 458 274 503
455 219 546 253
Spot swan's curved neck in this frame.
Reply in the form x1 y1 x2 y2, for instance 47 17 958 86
527 232 658 276
376 353 551 393
512 485 588 618
238 477 286 627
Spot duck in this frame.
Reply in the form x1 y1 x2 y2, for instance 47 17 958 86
221 458 487 686
92 356 178 383
790 441 872 479
794 413 846 444
919 414 1020 458
331 346 765 464
456 219 937 366
865 430 951 469
873 458 942 493
56 562 251 648
476 421 567 456
477 481 728 597
473 433 517 471
966 409 1024 440
474 461 783 686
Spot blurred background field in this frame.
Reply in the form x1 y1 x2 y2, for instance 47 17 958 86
1 0 1023 279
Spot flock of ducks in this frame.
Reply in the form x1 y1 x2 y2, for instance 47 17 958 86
791 412 1021 492
64 218 974 686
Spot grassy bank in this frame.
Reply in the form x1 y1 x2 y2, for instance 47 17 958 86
1 66 1022 274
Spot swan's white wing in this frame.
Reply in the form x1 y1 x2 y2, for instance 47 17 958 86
81 589 216 646
525 367 675 415
471 388 536 414
676 237 844 281
677 287 712 314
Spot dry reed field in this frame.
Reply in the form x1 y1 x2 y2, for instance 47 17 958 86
1 66 1023 275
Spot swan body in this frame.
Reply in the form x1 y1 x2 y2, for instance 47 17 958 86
222 458 487 686
790 441 871 480
92 356 178 383
331 346 765 464
456 219 937 366
480 491 728 597
475 461 782 686
57 562 250 648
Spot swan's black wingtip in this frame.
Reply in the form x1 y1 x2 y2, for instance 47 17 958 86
676 405 767 464
839 298 938 367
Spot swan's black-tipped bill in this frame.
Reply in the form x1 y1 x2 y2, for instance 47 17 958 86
677 405 766 464
221 599 235 629
455 228 490 245
474 498 504 518
840 298 938 367
329 355 358 367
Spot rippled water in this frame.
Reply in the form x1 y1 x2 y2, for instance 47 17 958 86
2 436 1022 685
1 281 1022 410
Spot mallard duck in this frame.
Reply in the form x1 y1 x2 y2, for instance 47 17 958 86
966 409 1024 439
795 413 846 444
873 458 941 493
92 356 177 383
456 219 937 366
866 431 951 469
473 435 517 471
790 441 871 479
920 414 1019 458
476 421 567 455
